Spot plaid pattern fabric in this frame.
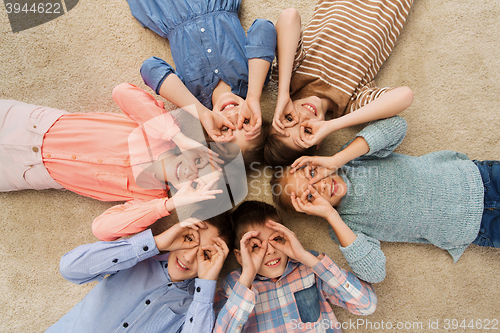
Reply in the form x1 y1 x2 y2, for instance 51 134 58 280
214 253 376 332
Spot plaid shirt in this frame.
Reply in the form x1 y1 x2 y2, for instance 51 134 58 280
214 253 376 332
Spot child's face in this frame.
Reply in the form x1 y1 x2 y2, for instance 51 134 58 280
286 166 347 207
167 223 220 282
239 221 289 279
271 96 328 150
164 153 221 190
212 92 262 152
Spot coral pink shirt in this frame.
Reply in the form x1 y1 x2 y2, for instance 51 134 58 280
41 83 181 240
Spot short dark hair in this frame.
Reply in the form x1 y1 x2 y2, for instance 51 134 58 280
192 208 234 251
263 127 315 167
231 201 282 249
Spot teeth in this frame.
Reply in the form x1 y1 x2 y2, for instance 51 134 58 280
266 259 279 266
177 259 188 269
304 104 315 114
222 103 237 112
176 163 180 181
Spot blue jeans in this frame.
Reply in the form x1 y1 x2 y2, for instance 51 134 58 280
472 160 500 247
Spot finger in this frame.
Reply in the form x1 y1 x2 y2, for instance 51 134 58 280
290 192 304 213
236 113 245 130
197 247 206 263
272 119 288 136
241 230 260 245
201 176 220 191
292 136 309 149
213 236 230 256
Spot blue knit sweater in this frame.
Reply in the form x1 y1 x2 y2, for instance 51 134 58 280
330 116 484 283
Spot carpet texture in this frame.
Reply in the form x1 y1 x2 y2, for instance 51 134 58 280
1 0 499 332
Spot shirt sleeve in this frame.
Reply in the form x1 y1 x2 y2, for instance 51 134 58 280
336 232 387 283
112 82 181 141
313 254 377 315
246 19 277 63
345 83 394 114
140 56 178 95
214 277 257 332
59 229 159 285
353 116 408 158
181 279 218 333
92 198 170 241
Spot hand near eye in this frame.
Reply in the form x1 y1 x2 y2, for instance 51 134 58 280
238 97 262 141
238 231 268 288
273 93 298 136
168 177 222 212
292 120 330 149
266 220 307 262
153 218 206 252
197 237 230 281
291 186 335 220
172 133 224 172
200 110 235 142
290 155 340 185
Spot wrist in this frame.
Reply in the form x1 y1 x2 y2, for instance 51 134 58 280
239 272 256 289
300 251 321 268
165 198 175 212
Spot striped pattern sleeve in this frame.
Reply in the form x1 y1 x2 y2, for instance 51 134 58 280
313 254 377 315
289 0 413 117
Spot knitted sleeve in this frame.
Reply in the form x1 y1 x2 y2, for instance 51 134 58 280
353 116 407 159
329 229 386 283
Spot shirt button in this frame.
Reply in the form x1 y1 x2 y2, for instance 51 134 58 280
207 48 212 53
143 246 149 251
189 317 193 323
71 155 76 160
276 281 281 287
112 259 118 263
345 283 350 288
97 159 103 164
167 283 172 287
238 324 243 329
33 125 37 129
196 287 201 293
200 28 205 32
123 323 129 328
46 154 51 158
145 299 151 305
284 312 288 317
124 161 130 166
32 147 39 153
214 69 219 74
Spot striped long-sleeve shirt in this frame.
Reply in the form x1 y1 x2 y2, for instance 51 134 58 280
274 0 413 118
214 253 377 333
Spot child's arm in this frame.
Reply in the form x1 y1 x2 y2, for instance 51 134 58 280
61 219 205 284
294 86 414 148
92 178 222 241
272 8 302 136
314 254 377 315
237 19 277 140
237 58 269 141
213 273 258 333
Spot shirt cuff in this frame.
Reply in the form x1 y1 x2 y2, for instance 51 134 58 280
227 280 257 314
193 279 218 304
140 57 176 95
130 229 160 260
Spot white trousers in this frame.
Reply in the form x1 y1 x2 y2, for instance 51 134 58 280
0 100 67 191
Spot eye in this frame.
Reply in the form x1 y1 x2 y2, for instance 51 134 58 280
273 236 285 244
221 126 229 132
304 127 312 134
285 114 293 122
204 250 212 260
252 243 260 252
191 181 199 189
185 235 194 242
243 119 250 125
195 157 202 165
309 168 316 178
307 193 314 202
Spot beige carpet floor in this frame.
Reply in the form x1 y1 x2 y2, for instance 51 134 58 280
1 0 499 332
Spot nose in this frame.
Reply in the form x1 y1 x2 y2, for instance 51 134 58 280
298 107 312 122
266 242 276 256
183 247 198 264
225 109 239 124
183 162 197 179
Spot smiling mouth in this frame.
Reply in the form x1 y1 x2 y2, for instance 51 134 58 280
221 102 238 112
302 103 317 116
176 162 181 181
176 258 189 271
265 258 281 267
